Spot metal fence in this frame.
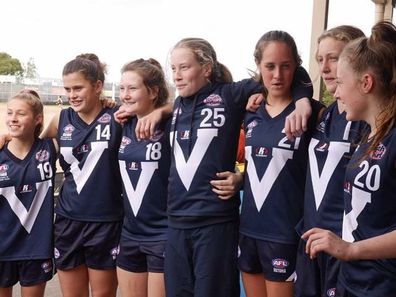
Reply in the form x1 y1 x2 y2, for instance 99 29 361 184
0 75 117 103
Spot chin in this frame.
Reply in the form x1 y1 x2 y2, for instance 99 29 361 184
345 112 358 122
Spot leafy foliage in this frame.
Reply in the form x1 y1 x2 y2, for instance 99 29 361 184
0 52 23 76
24 57 38 79
319 83 334 107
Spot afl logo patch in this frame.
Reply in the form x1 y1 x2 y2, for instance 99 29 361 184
119 136 131 153
54 248 60 259
327 288 336 297
98 113 111 124
0 164 9 181
272 258 289 269
203 94 223 106
150 130 164 142
371 143 386 160
41 260 52 273
63 124 75 134
36 149 50 162
246 120 258 138
61 124 75 140
121 136 131 146
110 246 119 260
0 164 9 174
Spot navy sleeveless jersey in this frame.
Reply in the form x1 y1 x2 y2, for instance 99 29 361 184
56 107 123 222
168 80 261 228
338 127 396 297
240 99 323 244
0 138 56 260
300 101 367 236
118 117 171 241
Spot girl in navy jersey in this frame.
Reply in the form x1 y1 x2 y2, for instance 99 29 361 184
303 21 396 297
164 37 313 297
294 26 366 297
115 58 170 297
41 54 123 297
0 90 56 297
239 31 323 297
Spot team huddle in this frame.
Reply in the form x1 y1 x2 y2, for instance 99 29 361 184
1 21 395 297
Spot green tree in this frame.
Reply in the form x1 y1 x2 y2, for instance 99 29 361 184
0 52 23 76
24 57 38 79
320 86 334 107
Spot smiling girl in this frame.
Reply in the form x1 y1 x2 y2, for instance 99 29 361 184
0 90 56 297
42 53 123 297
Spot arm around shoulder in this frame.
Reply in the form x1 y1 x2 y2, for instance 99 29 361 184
40 112 60 139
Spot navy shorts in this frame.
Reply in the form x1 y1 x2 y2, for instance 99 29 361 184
164 221 240 297
238 233 297 282
294 239 340 297
0 259 54 287
54 215 122 270
335 284 358 297
117 237 165 273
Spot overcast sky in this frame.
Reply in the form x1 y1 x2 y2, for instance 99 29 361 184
1 0 391 83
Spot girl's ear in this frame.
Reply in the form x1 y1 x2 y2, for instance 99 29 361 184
203 63 212 79
149 86 159 101
35 114 43 127
95 80 103 95
360 72 374 94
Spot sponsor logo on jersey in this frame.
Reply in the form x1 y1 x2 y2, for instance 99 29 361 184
246 120 258 138
371 143 386 160
20 184 33 193
272 258 288 273
203 94 223 106
41 260 53 273
327 288 336 297
76 144 90 154
97 113 112 124
315 142 328 152
119 136 132 153
255 146 269 157
60 124 75 140
128 162 140 171
180 130 190 140
343 181 351 194
35 149 50 162
0 164 10 181
150 130 164 142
